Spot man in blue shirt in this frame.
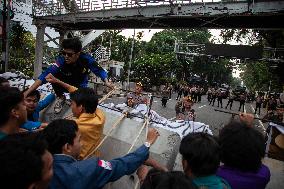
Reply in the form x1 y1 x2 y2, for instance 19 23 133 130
21 89 55 131
24 38 112 113
42 119 160 189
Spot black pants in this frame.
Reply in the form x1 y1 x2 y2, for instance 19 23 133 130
177 93 182 100
161 97 168 107
217 98 223 108
255 103 261 114
207 93 211 102
238 100 245 112
198 94 201 102
210 97 216 106
226 99 233 110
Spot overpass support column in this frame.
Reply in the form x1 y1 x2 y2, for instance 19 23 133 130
34 24 45 79
58 30 66 50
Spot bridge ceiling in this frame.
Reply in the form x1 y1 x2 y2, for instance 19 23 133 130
33 0 284 30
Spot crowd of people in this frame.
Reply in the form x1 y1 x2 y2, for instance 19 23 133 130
173 82 283 124
0 38 277 189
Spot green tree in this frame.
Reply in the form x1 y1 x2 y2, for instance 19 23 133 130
220 29 284 92
9 22 36 77
146 29 211 54
143 29 215 82
131 53 176 89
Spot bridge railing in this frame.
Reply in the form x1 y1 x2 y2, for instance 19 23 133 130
32 0 248 17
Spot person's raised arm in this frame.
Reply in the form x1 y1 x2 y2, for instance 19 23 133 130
45 73 77 93
87 55 114 89
92 128 160 189
24 80 42 97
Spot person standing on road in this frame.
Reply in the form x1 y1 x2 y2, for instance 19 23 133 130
255 94 263 115
210 88 217 106
225 90 234 110
176 85 184 100
161 85 170 107
24 38 112 114
207 87 212 102
217 89 223 108
238 93 246 112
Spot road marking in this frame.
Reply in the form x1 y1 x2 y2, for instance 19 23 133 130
198 105 206 109
154 100 157 103
250 105 266 132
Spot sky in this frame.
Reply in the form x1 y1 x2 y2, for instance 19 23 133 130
120 29 242 78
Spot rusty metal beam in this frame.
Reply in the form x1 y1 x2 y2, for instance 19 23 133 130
34 1 284 29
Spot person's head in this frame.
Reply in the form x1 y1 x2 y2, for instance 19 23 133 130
219 120 265 172
0 87 27 131
0 76 9 87
61 38 82 64
127 96 134 107
0 133 53 189
70 88 98 117
42 119 81 159
141 169 196 189
179 132 220 177
22 88 41 113
135 82 143 93
183 96 193 109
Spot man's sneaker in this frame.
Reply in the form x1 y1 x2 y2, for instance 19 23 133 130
54 97 66 114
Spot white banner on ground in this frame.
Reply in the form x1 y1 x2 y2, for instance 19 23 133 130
99 103 212 138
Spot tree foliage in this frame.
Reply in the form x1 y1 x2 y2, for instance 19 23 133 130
90 29 234 87
131 53 176 88
220 29 284 92
9 23 36 77
146 29 211 54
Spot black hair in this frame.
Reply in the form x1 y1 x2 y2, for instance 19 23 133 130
70 87 98 114
62 38 82 53
42 119 78 154
22 88 41 102
0 132 48 189
0 76 8 86
0 87 23 126
141 169 196 189
179 132 220 177
219 120 265 172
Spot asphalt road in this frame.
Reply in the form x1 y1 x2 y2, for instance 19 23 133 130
104 92 269 136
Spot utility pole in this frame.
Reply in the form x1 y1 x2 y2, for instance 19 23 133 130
127 29 135 90
1 0 10 72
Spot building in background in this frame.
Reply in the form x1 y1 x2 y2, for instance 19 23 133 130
91 60 125 83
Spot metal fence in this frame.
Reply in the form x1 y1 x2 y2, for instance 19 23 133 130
32 0 247 17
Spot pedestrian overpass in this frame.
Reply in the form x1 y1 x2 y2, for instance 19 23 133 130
33 0 284 30
32 0 284 76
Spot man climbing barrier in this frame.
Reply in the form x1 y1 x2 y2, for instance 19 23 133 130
24 38 113 113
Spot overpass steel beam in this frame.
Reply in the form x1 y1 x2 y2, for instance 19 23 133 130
33 1 284 29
